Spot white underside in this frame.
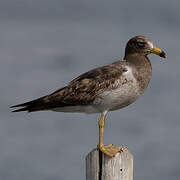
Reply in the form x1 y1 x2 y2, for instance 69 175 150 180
53 87 140 114
53 65 141 114
53 105 99 114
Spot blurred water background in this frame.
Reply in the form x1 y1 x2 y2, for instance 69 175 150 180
1 0 180 180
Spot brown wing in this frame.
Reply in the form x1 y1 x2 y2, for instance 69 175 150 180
46 61 126 105
10 61 126 112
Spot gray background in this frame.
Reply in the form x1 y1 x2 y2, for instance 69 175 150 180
1 0 180 179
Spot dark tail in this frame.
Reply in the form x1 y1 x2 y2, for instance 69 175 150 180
10 96 47 112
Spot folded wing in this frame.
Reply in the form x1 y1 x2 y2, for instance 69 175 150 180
10 61 126 112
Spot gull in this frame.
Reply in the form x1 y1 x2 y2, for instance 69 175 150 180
10 36 166 157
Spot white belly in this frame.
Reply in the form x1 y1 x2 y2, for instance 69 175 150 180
93 81 141 112
52 105 99 114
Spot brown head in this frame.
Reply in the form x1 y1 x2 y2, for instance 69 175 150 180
124 36 166 59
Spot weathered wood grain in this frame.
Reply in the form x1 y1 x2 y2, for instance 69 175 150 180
86 147 133 180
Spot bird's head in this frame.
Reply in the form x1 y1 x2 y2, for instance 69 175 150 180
125 36 166 59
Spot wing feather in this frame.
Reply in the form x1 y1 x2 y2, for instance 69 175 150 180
10 61 127 112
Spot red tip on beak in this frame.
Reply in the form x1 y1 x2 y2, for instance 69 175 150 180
160 51 166 58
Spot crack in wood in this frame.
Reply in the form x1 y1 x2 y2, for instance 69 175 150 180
99 150 102 180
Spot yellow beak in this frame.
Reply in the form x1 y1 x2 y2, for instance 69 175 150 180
150 46 166 58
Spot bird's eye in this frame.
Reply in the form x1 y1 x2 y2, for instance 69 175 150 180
136 41 145 48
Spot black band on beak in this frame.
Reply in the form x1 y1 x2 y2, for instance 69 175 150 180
159 51 166 58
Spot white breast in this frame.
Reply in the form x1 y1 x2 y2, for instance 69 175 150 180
93 66 141 112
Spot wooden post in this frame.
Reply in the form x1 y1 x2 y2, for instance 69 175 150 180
86 146 133 180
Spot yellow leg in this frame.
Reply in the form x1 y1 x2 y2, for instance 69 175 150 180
98 113 122 157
